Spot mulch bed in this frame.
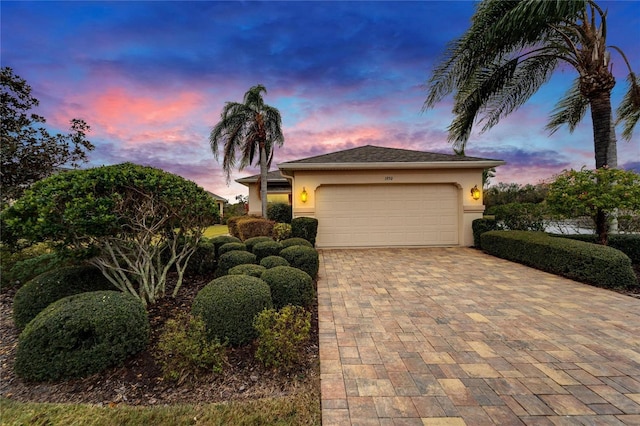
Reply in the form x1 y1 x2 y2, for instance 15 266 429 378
0 273 320 406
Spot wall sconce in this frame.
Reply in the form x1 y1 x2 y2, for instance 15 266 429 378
470 185 481 200
300 187 308 203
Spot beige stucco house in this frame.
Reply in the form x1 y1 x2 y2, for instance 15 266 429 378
237 145 504 248
206 192 228 221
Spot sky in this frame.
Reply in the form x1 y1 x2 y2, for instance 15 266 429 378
2 1 639 201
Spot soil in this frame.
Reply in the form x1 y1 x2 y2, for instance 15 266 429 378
0 273 320 406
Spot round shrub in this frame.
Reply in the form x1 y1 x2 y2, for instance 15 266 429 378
15 291 149 381
244 236 274 253
260 266 314 309
228 264 267 278
280 246 319 279
192 275 272 346
215 250 257 278
260 256 290 269
280 238 313 249
253 241 283 262
211 235 241 258
13 265 115 330
218 242 247 256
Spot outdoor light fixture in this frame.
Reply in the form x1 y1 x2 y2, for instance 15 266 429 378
300 187 308 203
470 185 481 200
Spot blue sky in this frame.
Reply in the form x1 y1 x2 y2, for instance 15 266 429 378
2 1 638 200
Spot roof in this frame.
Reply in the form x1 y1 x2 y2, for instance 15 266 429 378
278 145 504 170
235 170 289 185
206 191 228 202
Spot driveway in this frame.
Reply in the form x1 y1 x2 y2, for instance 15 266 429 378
317 248 640 425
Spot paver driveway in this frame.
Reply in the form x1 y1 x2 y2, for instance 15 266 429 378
317 248 640 425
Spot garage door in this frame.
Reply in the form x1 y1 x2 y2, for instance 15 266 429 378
315 184 459 248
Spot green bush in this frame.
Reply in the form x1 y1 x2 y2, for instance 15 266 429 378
260 266 314 309
211 235 242 258
272 223 292 241
472 218 498 249
218 242 247 256
1 243 73 289
267 203 292 224
280 237 314 249
493 202 547 231
481 231 638 289
214 250 257 278
254 305 311 370
15 291 149 381
280 245 319 279
155 313 227 383
253 241 283 262
237 218 275 241
244 236 274 253
260 256 290 269
13 265 115 330
163 237 216 276
192 275 272 346
228 264 267 278
291 217 318 247
552 234 640 265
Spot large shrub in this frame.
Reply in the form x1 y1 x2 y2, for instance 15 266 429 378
472 218 498 249
237 218 275 241
228 264 267 278
15 291 149 381
192 275 272 346
492 202 546 231
254 305 311 370
260 255 290 269
253 241 283 262
13 265 115 330
291 217 318 247
267 203 292 224
162 236 216 277
214 250 257 278
218 242 247 256
1 247 74 289
481 231 637 289
211 235 241 258
1 163 218 306
260 266 314 309
552 234 640 265
280 238 314 249
244 236 274 253
280 245 319 279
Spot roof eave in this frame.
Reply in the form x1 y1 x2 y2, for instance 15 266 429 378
277 160 506 171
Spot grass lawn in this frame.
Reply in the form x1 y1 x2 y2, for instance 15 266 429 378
0 387 321 425
203 225 230 238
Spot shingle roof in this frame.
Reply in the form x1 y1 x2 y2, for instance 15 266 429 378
235 170 289 184
206 191 228 202
278 145 504 169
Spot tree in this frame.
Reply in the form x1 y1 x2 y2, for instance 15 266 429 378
1 67 94 206
423 0 639 170
547 167 640 245
1 163 218 306
209 85 284 217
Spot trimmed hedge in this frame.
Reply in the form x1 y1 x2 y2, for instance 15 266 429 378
13 265 115 330
237 218 275 241
192 275 273 346
228 264 267 278
211 235 241 258
552 234 640 265
244 236 274 253
291 217 318 247
472 218 498 249
253 241 283 262
261 266 314 309
214 251 257 278
218 242 247 256
481 231 637 289
260 256 290 269
267 203 292 224
15 291 149 381
280 237 314 249
280 245 319 279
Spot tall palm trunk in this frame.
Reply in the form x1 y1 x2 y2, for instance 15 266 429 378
260 143 268 217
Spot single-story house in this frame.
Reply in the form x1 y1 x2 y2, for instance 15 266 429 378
237 145 504 248
206 191 228 219
236 170 292 208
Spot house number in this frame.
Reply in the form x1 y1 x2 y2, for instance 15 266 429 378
384 176 393 181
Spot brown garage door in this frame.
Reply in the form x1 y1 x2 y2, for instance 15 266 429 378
314 184 459 248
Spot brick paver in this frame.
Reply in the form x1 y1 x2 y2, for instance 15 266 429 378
318 248 640 425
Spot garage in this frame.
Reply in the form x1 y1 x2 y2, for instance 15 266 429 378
315 184 459 247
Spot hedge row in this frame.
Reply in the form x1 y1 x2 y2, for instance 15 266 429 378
480 231 638 289
552 234 640 265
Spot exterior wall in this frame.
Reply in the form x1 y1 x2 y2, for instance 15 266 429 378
245 184 292 216
289 168 486 247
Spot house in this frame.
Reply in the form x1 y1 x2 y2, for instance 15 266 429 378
238 145 504 248
236 170 292 212
206 192 228 220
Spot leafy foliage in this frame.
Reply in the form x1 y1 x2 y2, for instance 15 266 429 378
244 236 274 253
192 275 273 346
290 217 318 247
280 238 314 249
253 241 283 262
237 218 276 241
2 163 218 306
484 182 548 213
272 223 292 241
554 234 640 265
471 218 498 248
260 255 290 269
210 235 241 258
228 264 267 278
0 243 73 289
1 67 94 205
15 291 149 381
215 250 257 278
155 313 227 383
254 306 311 370
218 242 247 256
260 266 314 309
267 203 292 224
492 202 547 231
280 246 319 279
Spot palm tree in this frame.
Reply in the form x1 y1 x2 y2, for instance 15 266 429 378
209 85 284 217
423 0 639 170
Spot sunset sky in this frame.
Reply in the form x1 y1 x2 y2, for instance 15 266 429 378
2 1 639 201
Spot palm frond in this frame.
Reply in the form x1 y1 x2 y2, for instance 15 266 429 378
546 78 589 134
616 73 640 141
